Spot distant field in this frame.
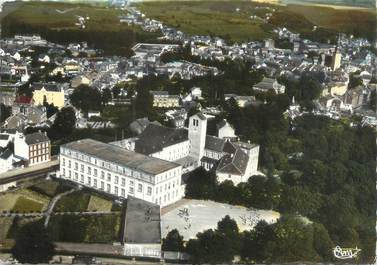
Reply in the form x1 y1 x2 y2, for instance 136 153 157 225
1 1 161 56
4 1 124 31
282 4 375 41
137 1 275 42
137 1 375 42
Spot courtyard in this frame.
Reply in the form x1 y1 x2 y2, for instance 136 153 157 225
161 199 280 240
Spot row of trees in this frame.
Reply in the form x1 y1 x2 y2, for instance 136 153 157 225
163 215 335 264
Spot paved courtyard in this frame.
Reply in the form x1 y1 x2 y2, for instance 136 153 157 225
161 199 280 240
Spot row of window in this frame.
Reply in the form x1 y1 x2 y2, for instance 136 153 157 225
30 148 49 157
30 143 48 150
61 155 154 183
30 155 49 165
61 156 181 185
155 189 180 205
62 168 153 196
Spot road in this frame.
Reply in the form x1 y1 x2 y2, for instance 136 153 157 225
0 159 59 186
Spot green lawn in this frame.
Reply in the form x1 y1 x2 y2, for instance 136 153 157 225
12 197 44 213
0 217 14 240
48 214 121 243
29 179 72 198
0 189 50 212
54 191 91 212
87 195 113 212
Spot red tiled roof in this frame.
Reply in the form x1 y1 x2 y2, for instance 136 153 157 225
15 96 33 104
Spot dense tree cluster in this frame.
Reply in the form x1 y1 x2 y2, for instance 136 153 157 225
11 221 55 264
69 85 104 113
49 107 77 140
0 103 11 123
163 215 335 263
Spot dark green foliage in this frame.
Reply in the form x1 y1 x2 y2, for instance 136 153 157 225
185 167 218 200
12 221 55 264
241 220 275 262
0 103 11 122
134 76 155 118
43 96 59 118
162 229 184 252
369 89 376 111
50 107 76 140
101 88 112 106
70 85 102 112
186 216 240 264
348 71 363 89
54 191 90 212
48 214 120 243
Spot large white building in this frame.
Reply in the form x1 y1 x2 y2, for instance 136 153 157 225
113 112 260 186
59 139 184 207
60 114 260 207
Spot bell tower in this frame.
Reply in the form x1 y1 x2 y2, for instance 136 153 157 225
188 112 207 164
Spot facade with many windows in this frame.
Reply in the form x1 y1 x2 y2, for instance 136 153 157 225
59 139 183 207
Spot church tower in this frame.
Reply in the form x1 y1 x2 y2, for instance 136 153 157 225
331 35 342 71
188 112 207 164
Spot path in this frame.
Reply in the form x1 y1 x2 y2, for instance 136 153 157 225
0 211 117 218
44 188 76 227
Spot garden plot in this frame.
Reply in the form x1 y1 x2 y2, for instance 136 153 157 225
0 189 50 212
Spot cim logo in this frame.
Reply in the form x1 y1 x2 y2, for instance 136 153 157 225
333 245 361 259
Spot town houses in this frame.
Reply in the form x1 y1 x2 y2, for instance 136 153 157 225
0 3 375 206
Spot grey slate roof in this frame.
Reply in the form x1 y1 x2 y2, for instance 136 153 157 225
123 196 161 244
0 134 10 140
195 112 207 120
31 82 61 92
217 148 249 176
205 135 226 153
63 139 179 175
0 148 12 159
135 124 188 155
253 77 275 91
25 132 50 145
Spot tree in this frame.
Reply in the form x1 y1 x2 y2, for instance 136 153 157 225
241 220 275 262
267 216 318 262
312 223 334 261
12 221 55 264
279 186 322 217
185 167 217 199
369 89 376 111
112 85 121 98
0 103 11 122
186 229 235 264
348 72 363 89
217 215 241 254
101 88 112 106
162 229 184 252
70 85 102 112
50 107 76 139
43 96 58 118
